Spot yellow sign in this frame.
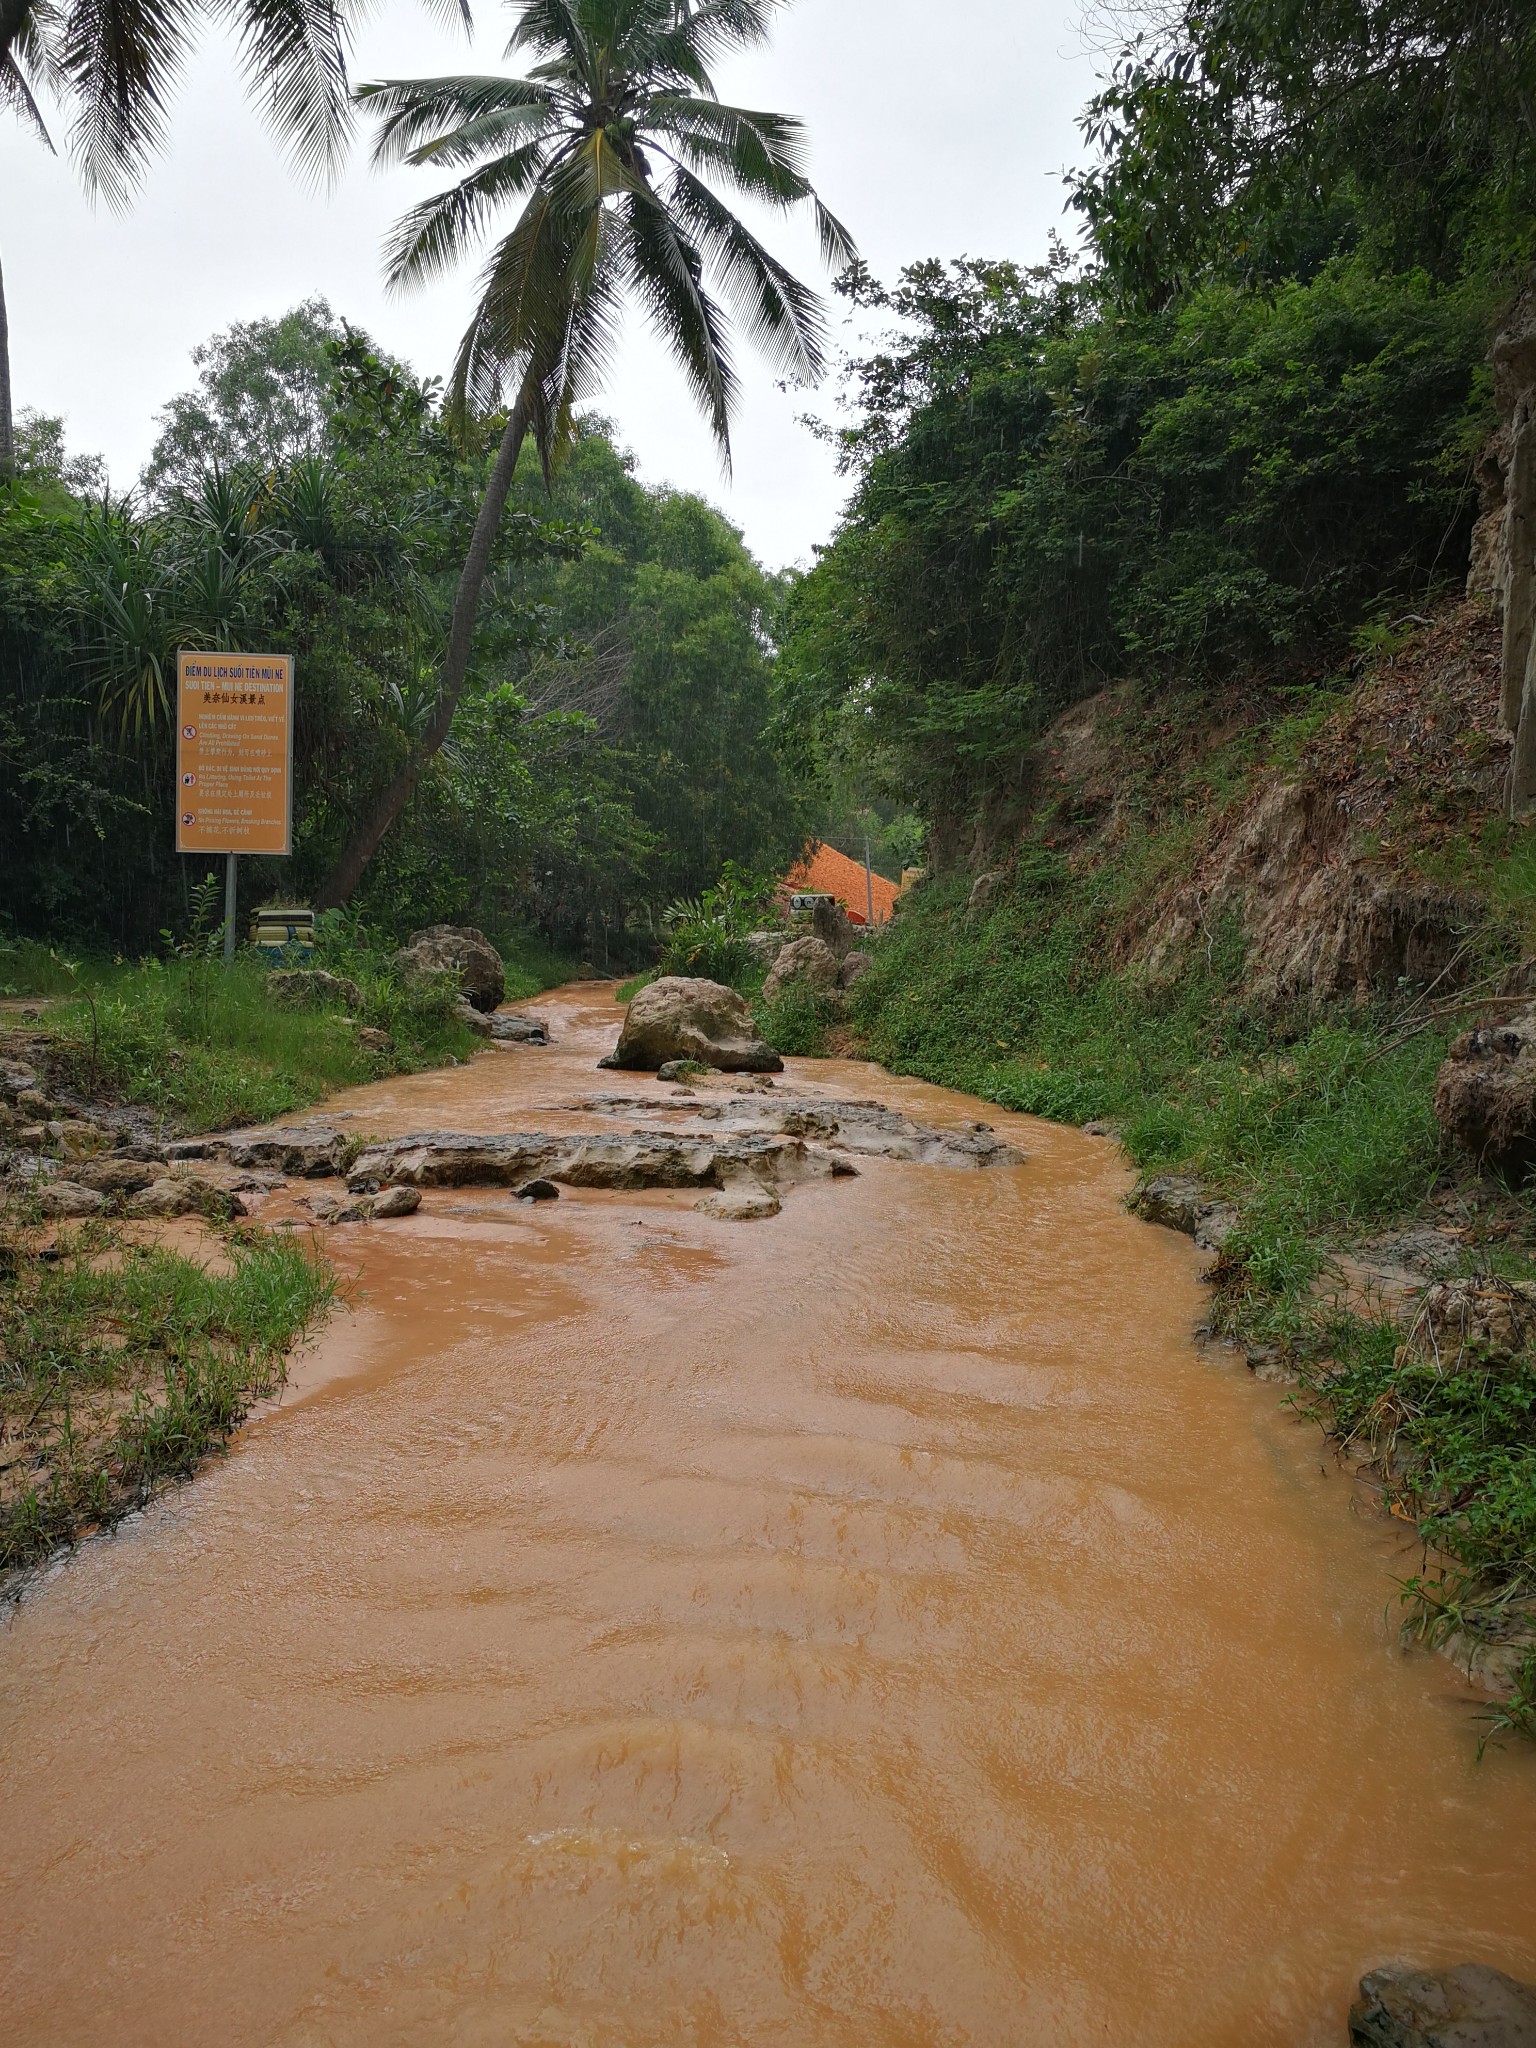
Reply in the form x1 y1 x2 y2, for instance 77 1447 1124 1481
175 653 293 856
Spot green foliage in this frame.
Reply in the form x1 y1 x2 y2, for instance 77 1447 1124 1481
782 256 1490 830
849 864 1444 1248
1071 0 1536 304
756 982 841 1058
0 321 807 965
0 1219 334 1568
659 862 780 985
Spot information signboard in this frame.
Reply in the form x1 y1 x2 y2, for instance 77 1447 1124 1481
175 652 293 856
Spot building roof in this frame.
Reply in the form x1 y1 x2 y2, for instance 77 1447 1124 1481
782 842 900 925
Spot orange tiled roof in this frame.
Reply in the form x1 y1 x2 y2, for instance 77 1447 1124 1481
782 843 900 925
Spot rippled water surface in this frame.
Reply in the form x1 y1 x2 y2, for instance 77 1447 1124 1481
4 984 1535 2045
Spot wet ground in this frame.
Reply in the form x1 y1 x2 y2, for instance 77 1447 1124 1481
2 983 1534 2045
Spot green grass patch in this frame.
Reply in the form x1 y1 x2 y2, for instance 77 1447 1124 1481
615 969 658 1004
492 927 586 1003
32 952 476 1134
0 1211 335 1569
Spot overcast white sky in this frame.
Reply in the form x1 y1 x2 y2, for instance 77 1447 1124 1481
3 1 1100 569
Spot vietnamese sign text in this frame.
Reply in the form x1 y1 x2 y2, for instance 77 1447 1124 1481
175 653 293 856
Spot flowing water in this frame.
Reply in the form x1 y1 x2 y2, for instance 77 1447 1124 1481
3 984 1535 2045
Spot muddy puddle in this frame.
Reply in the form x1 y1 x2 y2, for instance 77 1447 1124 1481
3 983 1535 2044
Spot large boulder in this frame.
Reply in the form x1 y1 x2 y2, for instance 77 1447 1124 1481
1349 1962 1536 2046
599 977 782 1074
763 937 840 1003
1434 1004 1536 1165
394 925 505 1012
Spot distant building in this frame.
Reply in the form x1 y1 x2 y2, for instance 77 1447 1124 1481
781 843 900 926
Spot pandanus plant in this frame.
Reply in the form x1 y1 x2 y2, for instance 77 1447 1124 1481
313 0 856 905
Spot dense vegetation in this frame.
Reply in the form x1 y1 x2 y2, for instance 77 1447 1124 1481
0 305 809 962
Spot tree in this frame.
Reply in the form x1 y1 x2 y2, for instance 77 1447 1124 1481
142 299 343 501
1071 0 1536 306
313 0 855 905
0 5 56 478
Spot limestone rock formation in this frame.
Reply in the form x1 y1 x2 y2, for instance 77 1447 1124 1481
1434 1004 1536 1164
36 1181 107 1219
762 937 839 1003
394 925 506 1011
600 976 782 1073
346 1127 827 1195
266 969 362 1011
225 1123 350 1177
1349 1961 1536 2046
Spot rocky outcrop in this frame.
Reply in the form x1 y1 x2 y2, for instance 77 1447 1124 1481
600 977 782 1074
763 937 840 1003
1145 778 1479 1007
224 1123 350 1178
838 951 872 991
1131 1174 1238 1251
266 969 362 1011
1349 1962 1536 2046
346 1128 840 1197
569 1091 1026 1170
1434 1005 1536 1164
394 925 505 1012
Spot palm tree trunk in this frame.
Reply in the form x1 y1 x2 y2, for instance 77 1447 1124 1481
313 391 531 907
0 243 13 482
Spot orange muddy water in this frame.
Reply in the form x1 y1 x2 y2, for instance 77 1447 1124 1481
3 984 1535 2046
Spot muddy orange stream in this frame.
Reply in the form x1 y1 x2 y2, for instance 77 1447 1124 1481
3 984 1535 2045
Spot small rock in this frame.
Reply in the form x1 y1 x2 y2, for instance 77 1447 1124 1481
1082 1120 1116 1138
36 1180 107 1219
837 951 872 991
696 1183 782 1221
454 999 494 1038
514 1178 560 1202
15 1124 49 1151
0 1059 40 1100
126 1178 197 1219
657 1060 713 1082
358 1027 392 1053
1133 1175 1206 1234
14 1088 52 1119
74 1159 159 1196
56 1120 111 1159
489 1013 549 1044
1349 1961 1536 2046
370 1184 421 1218
1193 1203 1238 1251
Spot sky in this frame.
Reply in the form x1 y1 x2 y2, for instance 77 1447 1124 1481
2 0 1102 570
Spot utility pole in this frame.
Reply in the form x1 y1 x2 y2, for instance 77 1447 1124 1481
863 834 875 926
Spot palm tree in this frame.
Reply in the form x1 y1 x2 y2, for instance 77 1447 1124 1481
0 0 470 477
313 0 855 905
0 3 56 476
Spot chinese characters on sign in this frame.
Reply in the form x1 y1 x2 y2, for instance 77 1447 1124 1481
175 654 293 856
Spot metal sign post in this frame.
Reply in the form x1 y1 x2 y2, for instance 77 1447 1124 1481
175 653 295 961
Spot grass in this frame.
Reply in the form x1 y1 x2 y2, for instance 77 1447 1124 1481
615 969 657 1004
0 1204 335 1569
9 949 477 1135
